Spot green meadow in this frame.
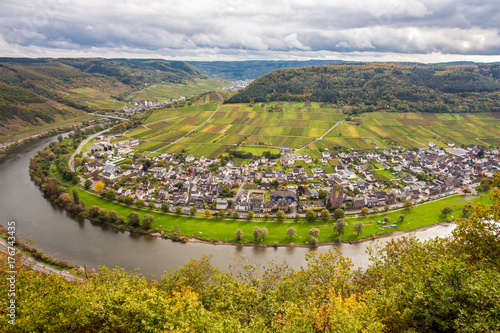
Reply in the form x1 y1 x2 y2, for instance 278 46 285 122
72 187 490 245
125 100 500 159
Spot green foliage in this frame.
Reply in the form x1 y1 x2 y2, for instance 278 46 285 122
228 63 500 114
127 211 140 227
246 210 254 220
276 210 286 222
334 219 347 235
333 208 345 219
354 222 363 236
235 229 244 241
320 209 330 221
305 210 317 222
286 227 297 240
142 214 154 229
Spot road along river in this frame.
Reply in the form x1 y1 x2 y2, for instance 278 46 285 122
0 136 455 278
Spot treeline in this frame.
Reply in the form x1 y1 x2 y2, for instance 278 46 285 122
1 192 499 331
227 63 500 113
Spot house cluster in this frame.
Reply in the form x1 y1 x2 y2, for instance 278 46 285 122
80 142 500 215
122 97 186 114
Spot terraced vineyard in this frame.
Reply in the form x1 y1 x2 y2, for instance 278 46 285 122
126 101 500 157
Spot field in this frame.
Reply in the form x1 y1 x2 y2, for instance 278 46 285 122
72 186 492 245
125 101 500 158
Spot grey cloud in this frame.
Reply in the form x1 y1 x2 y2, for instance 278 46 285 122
0 0 500 60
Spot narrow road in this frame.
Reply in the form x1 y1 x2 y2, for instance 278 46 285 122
93 113 128 121
69 128 110 172
0 237 82 283
296 119 344 151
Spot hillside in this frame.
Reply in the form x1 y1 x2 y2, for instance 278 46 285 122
0 58 210 137
188 60 346 80
227 63 500 113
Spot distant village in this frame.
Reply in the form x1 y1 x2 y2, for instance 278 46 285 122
79 139 499 217
121 96 187 114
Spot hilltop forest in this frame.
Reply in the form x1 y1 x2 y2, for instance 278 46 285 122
1 190 499 331
0 58 205 135
228 63 500 114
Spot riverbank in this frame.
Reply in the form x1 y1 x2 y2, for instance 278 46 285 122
29 131 491 247
0 232 82 283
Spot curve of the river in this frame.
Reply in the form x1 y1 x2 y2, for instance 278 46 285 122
0 136 455 278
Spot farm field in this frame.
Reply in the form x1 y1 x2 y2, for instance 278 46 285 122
126 100 500 158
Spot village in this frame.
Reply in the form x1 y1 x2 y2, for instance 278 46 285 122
78 139 500 218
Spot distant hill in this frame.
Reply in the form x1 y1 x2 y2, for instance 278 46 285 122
0 58 206 135
188 60 346 80
227 63 500 113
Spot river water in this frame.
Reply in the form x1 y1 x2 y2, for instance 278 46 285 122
0 136 455 278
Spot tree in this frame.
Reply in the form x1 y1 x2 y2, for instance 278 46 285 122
142 214 154 229
261 227 268 240
88 205 100 218
95 181 105 193
354 222 363 236
108 210 118 223
310 236 318 246
309 227 320 238
305 210 317 222
294 214 300 222
360 207 370 217
247 210 254 220
204 209 212 218
263 213 270 221
175 206 183 215
74 157 82 168
232 211 240 219
384 204 390 212
287 227 297 240
334 219 347 235
333 208 345 219
227 208 233 217
127 212 140 227
161 203 170 212
253 227 261 241
276 210 286 222
218 210 226 219
403 200 413 210
190 206 197 216
399 214 405 222
124 196 134 205
136 200 144 208
58 193 73 206
235 229 244 241
441 206 453 218
57 134 63 142
372 207 379 213
148 202 155 209
320 209 331 221
72 189 81 205
383 216 390 223
106 189 116 200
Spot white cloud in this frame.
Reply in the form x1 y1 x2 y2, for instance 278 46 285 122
0 0 499 60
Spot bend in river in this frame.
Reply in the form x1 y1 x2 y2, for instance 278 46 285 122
0 136 455 278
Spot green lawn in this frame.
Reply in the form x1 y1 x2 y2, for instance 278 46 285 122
71 186 490 245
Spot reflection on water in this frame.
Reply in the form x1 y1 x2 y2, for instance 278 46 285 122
0 137 455 278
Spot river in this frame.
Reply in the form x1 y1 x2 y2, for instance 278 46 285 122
0 136 455 278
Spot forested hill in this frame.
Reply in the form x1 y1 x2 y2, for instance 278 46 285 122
0 58 204 136
227 63 500 113
188 60 345 80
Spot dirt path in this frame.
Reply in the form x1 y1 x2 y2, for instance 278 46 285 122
296 119 344 151
151 103 221 153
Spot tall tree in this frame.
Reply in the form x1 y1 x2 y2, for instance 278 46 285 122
287 227 297 240
334 219 347 235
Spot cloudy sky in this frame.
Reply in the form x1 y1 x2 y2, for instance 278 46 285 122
1 0 500 62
